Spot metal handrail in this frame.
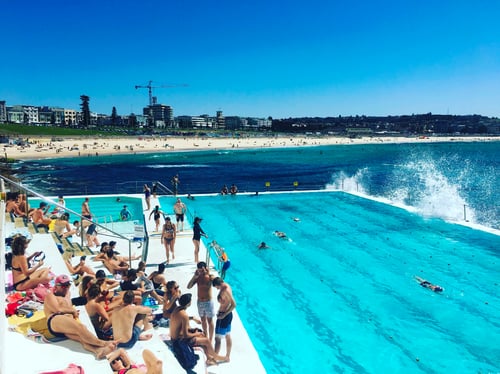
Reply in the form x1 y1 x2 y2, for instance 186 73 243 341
0 175 144 265
153 181 174 196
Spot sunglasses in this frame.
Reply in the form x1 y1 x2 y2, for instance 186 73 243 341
57 283 71 288
111 358 120 365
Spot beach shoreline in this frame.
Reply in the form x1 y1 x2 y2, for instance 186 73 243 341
2 134 499 161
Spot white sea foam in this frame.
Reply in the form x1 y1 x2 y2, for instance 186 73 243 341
326 154 480 227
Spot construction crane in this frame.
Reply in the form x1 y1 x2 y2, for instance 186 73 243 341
135 80 188 106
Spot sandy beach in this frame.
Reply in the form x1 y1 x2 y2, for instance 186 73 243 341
3 134 499 161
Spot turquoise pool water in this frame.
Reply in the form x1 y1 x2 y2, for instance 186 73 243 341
171 192 500 374
30 196 144 224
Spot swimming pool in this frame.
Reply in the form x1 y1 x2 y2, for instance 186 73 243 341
30 196 144 225
170 192 500 373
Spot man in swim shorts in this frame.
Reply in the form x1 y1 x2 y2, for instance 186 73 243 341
187 262 215 341
44 274 116 359
213 277 236 362
173 198 186 231
111 290 153 349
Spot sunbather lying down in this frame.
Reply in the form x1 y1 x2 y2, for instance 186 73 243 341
107 348 163 374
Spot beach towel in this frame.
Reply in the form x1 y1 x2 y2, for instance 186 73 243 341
39 363 85 374
8 310 65 342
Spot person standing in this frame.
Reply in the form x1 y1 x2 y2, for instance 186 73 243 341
173 198 187 232
143 184 151 211
161 217 176 264
213 277 236 362
149 205 164 232
82 197 92 219
187 261 216 342
171 174 180 195
192 217 208 264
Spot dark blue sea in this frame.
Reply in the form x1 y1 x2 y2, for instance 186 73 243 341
12 141 500 230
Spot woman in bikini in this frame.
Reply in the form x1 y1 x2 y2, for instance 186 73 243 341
161 217 176 264
107 348 163 374
148 263 167 296
148 205 164 232
11 235 53 291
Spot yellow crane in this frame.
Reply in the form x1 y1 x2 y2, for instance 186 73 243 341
135 80 188 106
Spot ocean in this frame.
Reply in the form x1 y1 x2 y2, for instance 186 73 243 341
12 141 500 230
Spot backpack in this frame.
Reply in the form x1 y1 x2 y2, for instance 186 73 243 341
5 252 13 270
172 339 199 371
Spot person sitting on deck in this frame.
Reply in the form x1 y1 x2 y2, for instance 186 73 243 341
10 235 53 291
148 263 167 296
5 194 26 218
44 274 117 359
85 283 114 340
53 212 78 238
64 255 95 279
137 261 163 304
120 269 148 304
107 348 163 374
111 290 153 349
103 248 130 276
29 202 52 229
169 293 226 366
93 242 111 262
415 276 444 293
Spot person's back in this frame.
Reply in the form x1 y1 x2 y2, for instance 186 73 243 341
112 290 152 348
169 305 186 340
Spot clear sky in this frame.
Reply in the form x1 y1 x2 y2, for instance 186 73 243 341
1 1 499 118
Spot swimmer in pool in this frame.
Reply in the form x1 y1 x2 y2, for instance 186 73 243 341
258 242 270 250
274 231 287 239
415 276 444 293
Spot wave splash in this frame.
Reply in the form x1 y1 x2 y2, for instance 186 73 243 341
326 152 485 227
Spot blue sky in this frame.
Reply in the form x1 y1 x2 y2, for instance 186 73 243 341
1 1 499 118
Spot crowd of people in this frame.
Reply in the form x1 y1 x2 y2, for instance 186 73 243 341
4 186 239 372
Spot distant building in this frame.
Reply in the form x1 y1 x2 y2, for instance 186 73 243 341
64 109 77 126
143 103 173 128
0 101 7 122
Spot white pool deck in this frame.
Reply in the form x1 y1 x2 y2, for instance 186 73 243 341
0 195 266 374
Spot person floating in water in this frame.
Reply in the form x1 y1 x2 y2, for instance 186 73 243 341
415 276 444 293
258 242 270 250
274 231 287 239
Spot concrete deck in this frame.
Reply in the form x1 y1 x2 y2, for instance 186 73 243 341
1 195 266 374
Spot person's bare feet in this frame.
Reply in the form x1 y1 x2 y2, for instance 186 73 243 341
96 342 117 359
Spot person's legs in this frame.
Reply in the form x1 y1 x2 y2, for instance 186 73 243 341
201 316 208 340
225 334 232 361
193 240 200 263
50 315 116 358
170 241 175 259
143 349 163 374
163 238 170 264
194 336 226 363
